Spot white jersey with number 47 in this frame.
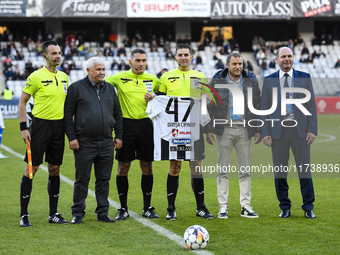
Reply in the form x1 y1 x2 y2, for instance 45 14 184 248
146 95 210 161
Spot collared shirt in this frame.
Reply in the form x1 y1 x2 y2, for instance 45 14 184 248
88 76 103 96
106 70 159 119
159 68 208 99
23 66 68 120
226 74 244 124
279 69 294 120
279 69 293 89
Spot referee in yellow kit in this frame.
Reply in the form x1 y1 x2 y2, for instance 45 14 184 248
106 49 160 220
18 41 69 227
158 44 214 220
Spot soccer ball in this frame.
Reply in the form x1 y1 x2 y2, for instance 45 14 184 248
183 225 209 250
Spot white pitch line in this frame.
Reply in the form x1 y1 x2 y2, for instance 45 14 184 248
314 133 337 143
1 144 214 255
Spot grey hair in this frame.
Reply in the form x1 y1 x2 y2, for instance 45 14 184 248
86 57 105 69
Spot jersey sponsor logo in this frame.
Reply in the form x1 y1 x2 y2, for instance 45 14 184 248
172 129 178 137
170 146 193 151
121 78 132 84
171 138 191 145
180 131 191 135
145 83 153 93
168 77 180 83
172 129 192 137
41 80 53 86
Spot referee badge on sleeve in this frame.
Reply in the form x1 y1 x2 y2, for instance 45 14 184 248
146 83 152 93
192 79 200 89
63 82 67 94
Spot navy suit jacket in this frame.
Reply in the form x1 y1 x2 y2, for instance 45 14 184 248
260 69 318 140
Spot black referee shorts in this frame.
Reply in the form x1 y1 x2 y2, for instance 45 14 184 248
24 117 65 166
116 118 154 162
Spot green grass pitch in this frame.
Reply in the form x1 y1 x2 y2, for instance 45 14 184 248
0 115 339 254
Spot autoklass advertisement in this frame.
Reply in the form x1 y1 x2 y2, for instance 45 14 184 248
210 0 291 19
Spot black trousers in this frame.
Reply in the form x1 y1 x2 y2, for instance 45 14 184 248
71 138 114 217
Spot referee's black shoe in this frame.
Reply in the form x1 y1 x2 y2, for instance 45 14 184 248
166 205 177 221
196 205 214 219
142 207 159 219
97 215 116 223
20 214 32 227
49 213 68 224
115 208 130 221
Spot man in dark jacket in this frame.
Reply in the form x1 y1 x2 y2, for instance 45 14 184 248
204 52 261 219
64 57 123 224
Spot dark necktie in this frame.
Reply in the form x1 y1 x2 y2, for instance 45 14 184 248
284 73 289 99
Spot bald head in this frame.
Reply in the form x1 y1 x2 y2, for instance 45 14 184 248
277 47 293 57
276 47 294 72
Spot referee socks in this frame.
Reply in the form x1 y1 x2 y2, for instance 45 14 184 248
167 174 179 208
20 175 32 217
48 175 60 216
117 175 129 210
141 174 153 211
191 174 205 210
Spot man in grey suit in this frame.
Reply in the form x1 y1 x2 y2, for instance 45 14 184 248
260 47 317 219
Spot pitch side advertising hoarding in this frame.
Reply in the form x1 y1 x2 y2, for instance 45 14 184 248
292 0 333 17
0 0 42 17
316 97 340 114
43 0 126 17
126 0 210 18
210 0 291 19
0 99 19 119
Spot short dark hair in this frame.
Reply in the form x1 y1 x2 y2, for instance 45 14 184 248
175 44 192 55
226 52 243 64
42 41 58 54
24 66 35 74
130 49 146 59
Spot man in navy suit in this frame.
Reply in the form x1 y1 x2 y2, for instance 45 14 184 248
260 47 317 219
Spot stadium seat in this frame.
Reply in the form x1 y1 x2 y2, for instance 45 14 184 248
18 61 25 72
84 42 90 48
170 42 177 48
14 80 23 96
6 80 15 91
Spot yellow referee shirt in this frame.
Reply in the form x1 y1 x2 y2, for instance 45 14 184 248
23 67 68 120
106 70 159 119
159 68 208 98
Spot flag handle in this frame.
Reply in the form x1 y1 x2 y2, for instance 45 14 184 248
27 140 33 179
